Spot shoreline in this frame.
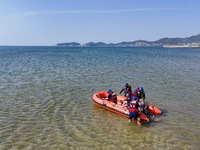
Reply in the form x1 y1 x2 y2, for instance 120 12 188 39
163 45 200 48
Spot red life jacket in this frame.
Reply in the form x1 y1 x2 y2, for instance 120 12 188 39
107 91 117 103
132 87 139 96
128 105 138 113
108 91 114 95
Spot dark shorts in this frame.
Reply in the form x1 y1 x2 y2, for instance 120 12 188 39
129 112 139 120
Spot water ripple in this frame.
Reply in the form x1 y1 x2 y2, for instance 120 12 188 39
0 46 200 149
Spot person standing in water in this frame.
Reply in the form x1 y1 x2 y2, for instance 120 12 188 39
128 101 141 128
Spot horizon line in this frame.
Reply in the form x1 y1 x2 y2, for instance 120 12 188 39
1 33 199 46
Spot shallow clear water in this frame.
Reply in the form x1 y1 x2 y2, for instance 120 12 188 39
0 46 200 149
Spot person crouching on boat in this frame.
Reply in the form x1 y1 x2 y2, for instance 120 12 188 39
112 93 117 104
132 96 139 106
138 98 154 120
134 87 154 120
122 90 132 107
132 87 145 100
135 87 149 114
128 101 141 127
104 89 117 104
119 83 132 96
136 87 145 100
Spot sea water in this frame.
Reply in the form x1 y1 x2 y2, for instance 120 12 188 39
0 46 200 149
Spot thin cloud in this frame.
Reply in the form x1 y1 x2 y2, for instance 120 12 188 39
3 7 200 19
19 7 200 14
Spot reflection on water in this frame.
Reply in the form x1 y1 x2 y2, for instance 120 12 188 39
0 46 200 149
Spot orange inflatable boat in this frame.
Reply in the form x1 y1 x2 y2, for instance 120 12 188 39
93 91 150 123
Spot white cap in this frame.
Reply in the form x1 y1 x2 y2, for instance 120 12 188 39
131 101 136 104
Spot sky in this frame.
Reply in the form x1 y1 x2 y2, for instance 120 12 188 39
0 0 200 46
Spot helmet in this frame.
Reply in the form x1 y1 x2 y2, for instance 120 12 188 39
132 96 137 100
124 83 128 87
139 87 144 92
107 89 112 93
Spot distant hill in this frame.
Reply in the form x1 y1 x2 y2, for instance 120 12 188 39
56 34 200 47
155 34 200 45
56 42 81 46
83 42 108 47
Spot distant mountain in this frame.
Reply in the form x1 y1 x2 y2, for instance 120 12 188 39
155 34 200 45
56 34 200 47
56 42 81 46
83 42 107 47
187 34 200 42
